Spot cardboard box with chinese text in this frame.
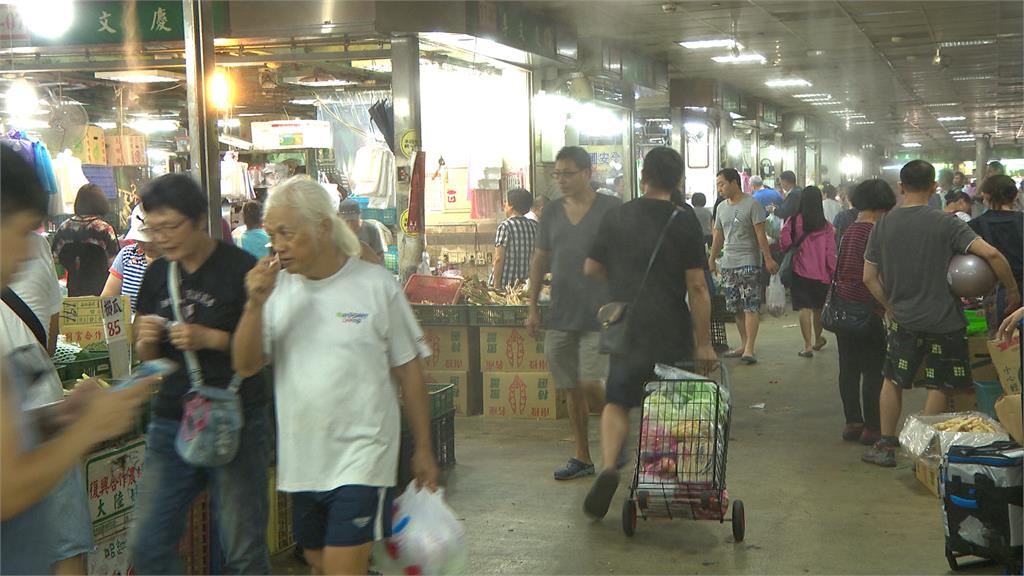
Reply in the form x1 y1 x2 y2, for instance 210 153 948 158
478 327 547 372
915 458 940 498
995 394 1022 446
59 296 132 353
421 326 471 372
987 335 1021 395
482 372 566 420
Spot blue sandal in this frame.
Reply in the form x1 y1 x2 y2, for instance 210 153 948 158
554 458 595 481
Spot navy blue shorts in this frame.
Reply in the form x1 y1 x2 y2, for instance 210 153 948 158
291 485 394 549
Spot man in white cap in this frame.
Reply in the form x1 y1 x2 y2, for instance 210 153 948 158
101 205 161 314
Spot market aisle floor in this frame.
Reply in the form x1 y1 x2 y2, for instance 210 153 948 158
273 314 1001 575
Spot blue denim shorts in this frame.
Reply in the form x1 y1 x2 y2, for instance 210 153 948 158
47 465 94 563
292 485 394 549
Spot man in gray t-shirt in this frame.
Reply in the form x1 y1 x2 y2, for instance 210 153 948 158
709 168 777 364
861 160 1020 468
528 146 620 482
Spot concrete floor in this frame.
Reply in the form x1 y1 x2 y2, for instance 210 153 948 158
275 314 1004 575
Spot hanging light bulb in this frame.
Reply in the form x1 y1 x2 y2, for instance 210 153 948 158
209 69 231 110
5 79 39 118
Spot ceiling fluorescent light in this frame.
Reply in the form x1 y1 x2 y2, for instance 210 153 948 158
126 119 179 133
289 99 317 106
954 137 974 141
938 39 995 48
729 112 744 120
679 39 742 50
901 142 922 148
94 70 185 84
765 78 812 88
288 73 358 88
925 102 959 107
948 130 967 135
217 118 241 128
937 116 967 121
853 121 875 125
94 121 117 130
711 53 766 64
952 74 994 81
793 93 829 99
811 101 842 106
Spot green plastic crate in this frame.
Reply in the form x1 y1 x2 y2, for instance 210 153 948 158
384 246 399 273
964 308 987 336
428 383 456 419
363 207 398 226
467 305 548 327
412 305 468 326
56 353 112 384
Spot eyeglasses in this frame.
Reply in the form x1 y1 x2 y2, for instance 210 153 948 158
552 170 582 180
141 219 189 238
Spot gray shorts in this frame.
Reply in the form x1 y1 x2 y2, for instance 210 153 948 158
48 465 94 563
544 330 609 390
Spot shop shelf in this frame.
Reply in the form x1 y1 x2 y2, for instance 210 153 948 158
362 207 398 226
412 304 468 326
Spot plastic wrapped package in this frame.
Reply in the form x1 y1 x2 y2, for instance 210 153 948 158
899 412 1009 462
767 274 785 317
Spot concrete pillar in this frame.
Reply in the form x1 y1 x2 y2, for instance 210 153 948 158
974 135 990 186
391 35 423 280
182 0 221 238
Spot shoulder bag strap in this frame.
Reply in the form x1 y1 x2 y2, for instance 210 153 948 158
1 288 47 349
168 262 244 393
631 208 681 307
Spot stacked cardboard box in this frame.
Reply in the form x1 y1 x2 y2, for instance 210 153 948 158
422 326 480 415
480 327 565 419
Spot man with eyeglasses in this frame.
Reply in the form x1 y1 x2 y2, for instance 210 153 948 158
130 173 271 574
527 146 620 481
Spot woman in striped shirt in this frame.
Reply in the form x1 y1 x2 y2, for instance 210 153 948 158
101 206 161 313
833 179 896 446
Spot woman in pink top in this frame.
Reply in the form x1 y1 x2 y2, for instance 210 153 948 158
778 186 836 357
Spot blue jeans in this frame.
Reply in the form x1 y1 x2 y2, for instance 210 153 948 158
130 407 271 575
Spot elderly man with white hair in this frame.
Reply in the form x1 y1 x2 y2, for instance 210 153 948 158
233 176 438 576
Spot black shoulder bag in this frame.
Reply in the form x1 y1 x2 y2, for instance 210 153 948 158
597 208 680 355
821 232 877 336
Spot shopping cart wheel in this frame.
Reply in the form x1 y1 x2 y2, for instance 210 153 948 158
945 546 959 571
637 490 650 511
731 500 745 542
622 499 637 537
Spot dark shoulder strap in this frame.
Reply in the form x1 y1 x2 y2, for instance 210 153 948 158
632 207 681 305
1 288 47 348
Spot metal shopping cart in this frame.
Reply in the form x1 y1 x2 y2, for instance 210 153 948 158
621 365 744 541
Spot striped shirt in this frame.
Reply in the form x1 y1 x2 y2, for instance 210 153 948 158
490 215 537 288
109 243 149 313
835 221 877 307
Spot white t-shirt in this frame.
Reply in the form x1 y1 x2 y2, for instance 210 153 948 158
0 303 63 408
9 233 62 339
822 198 843 225
263 257 430 492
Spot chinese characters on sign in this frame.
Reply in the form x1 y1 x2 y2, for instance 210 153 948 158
150 7 172 32
86 441 146 528
97 11 117 34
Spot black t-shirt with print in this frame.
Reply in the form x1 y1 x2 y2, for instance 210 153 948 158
136 241 268 420
970 209 1023 295
589 197 708 363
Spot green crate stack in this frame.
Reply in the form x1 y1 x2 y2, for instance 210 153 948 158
428 383 456 419
412 304 468 326
384 245 399 273
55 353 112 384
467 305 548 327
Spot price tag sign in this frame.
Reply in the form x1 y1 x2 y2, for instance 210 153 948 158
100 297 128 344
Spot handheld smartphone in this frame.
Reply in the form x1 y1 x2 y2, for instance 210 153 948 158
110 359 178 391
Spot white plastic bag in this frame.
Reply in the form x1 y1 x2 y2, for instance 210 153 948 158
387 483 466 575
767 274 785 317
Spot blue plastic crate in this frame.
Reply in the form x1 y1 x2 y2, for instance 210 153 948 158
362 207 397 226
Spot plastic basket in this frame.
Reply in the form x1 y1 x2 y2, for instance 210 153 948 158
428 383 456 420
179 492 211 575
404 275 463 305
384 245 399 273
398 410 456 487
964 308 988 336
975 380 1002 419
55 353 112 383
467 305 548 326
412 304 468 326
363 207 397 226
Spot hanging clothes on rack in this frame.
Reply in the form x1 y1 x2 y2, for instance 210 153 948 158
220 151 254 201
52 149 90 215
350 143 396 208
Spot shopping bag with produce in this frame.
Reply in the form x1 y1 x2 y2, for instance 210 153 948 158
387 483 466 575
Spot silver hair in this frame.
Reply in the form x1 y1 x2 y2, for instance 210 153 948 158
265 176 361 258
